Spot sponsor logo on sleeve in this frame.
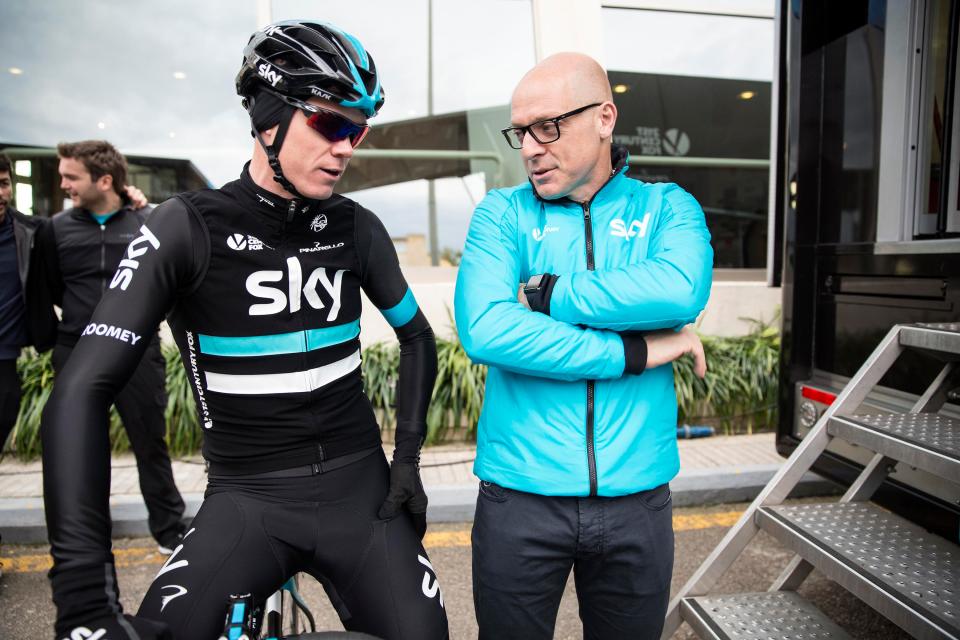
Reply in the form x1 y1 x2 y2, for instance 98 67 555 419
65 627 106 640
82 323 142 345
109 225 160 291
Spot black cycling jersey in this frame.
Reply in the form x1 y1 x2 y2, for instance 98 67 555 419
41 166 438 635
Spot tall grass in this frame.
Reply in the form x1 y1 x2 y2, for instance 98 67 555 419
7 320 779 460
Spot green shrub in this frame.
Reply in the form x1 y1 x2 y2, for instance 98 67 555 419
8 320 779 460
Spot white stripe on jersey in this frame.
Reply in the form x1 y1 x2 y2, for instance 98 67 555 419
204 349 361 395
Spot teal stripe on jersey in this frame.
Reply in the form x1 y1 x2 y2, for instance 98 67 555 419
198 320 360 357
380 288 418 328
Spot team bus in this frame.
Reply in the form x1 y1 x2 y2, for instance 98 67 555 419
773 0 960 539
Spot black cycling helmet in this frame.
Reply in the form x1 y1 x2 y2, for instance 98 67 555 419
237 20 384 118
236 20 384 203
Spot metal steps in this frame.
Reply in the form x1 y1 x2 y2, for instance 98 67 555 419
756 502 959 640
828 413 960 483
900 324 960 357
681 592 853 640
664 324 960 640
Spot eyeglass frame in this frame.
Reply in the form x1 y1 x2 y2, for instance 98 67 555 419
500 102 603 150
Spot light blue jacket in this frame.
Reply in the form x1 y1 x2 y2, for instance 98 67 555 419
454 153 713 496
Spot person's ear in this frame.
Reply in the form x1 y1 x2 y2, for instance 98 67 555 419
598 101 618 140
98 174 113 194
259 124 280 146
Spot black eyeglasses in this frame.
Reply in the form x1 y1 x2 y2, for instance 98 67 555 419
500 103 602 150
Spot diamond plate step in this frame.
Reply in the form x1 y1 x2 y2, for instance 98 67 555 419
681 592 853 640
828 413 960 483
901 324 960 357
756 502 960 640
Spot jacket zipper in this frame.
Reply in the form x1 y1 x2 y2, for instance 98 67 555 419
577 165 622 497
582 202 598 496
284 199 325 463
99 224 106 291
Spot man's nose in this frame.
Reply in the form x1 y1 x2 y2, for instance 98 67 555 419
330 136 355 158
520 132 545 160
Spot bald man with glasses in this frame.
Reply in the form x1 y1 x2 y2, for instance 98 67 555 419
455 53 714 639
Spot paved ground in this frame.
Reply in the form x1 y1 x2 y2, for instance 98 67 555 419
0 432 785 497
0 432 837 543
0 500 909 639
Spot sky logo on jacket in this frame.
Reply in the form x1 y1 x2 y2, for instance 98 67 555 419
609 213 651 241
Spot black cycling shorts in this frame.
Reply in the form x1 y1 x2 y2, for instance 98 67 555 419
137 450 449 640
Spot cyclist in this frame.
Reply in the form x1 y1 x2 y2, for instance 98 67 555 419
41 20 448 640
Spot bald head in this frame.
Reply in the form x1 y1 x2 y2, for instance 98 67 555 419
512 52 612 111
507 53 618 201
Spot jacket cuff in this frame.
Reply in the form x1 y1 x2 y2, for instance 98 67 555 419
620 333 648 375
527 273 559 315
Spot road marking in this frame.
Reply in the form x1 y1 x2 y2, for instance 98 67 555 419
0 510 744 574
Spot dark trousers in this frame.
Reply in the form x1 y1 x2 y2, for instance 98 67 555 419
53 340 185 545
0 359 20 453
472 480 674 640
138 451 449 640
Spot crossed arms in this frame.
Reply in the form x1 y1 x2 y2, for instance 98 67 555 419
454 185 713 381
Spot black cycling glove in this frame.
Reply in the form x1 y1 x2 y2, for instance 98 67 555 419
378 427 428 539
57 614 172 640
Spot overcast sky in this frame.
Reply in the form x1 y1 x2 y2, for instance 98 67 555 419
0 0 773 251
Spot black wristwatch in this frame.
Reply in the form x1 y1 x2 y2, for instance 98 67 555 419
522 273 557 315
523 274 546 297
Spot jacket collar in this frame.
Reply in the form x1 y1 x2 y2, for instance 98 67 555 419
68 203 133 224
530 144 630 208
238 162 322 222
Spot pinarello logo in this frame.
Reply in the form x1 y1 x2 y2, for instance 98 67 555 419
227 234 247 251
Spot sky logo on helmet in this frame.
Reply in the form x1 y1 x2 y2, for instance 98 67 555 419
264 25 283 37
258 62 282 87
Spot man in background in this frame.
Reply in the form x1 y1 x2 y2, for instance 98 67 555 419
36 140 186 555
0 151 57 576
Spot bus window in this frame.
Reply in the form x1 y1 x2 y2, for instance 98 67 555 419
805 6 885 245
915 0 959 237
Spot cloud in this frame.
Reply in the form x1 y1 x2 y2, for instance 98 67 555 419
1 1 773 250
